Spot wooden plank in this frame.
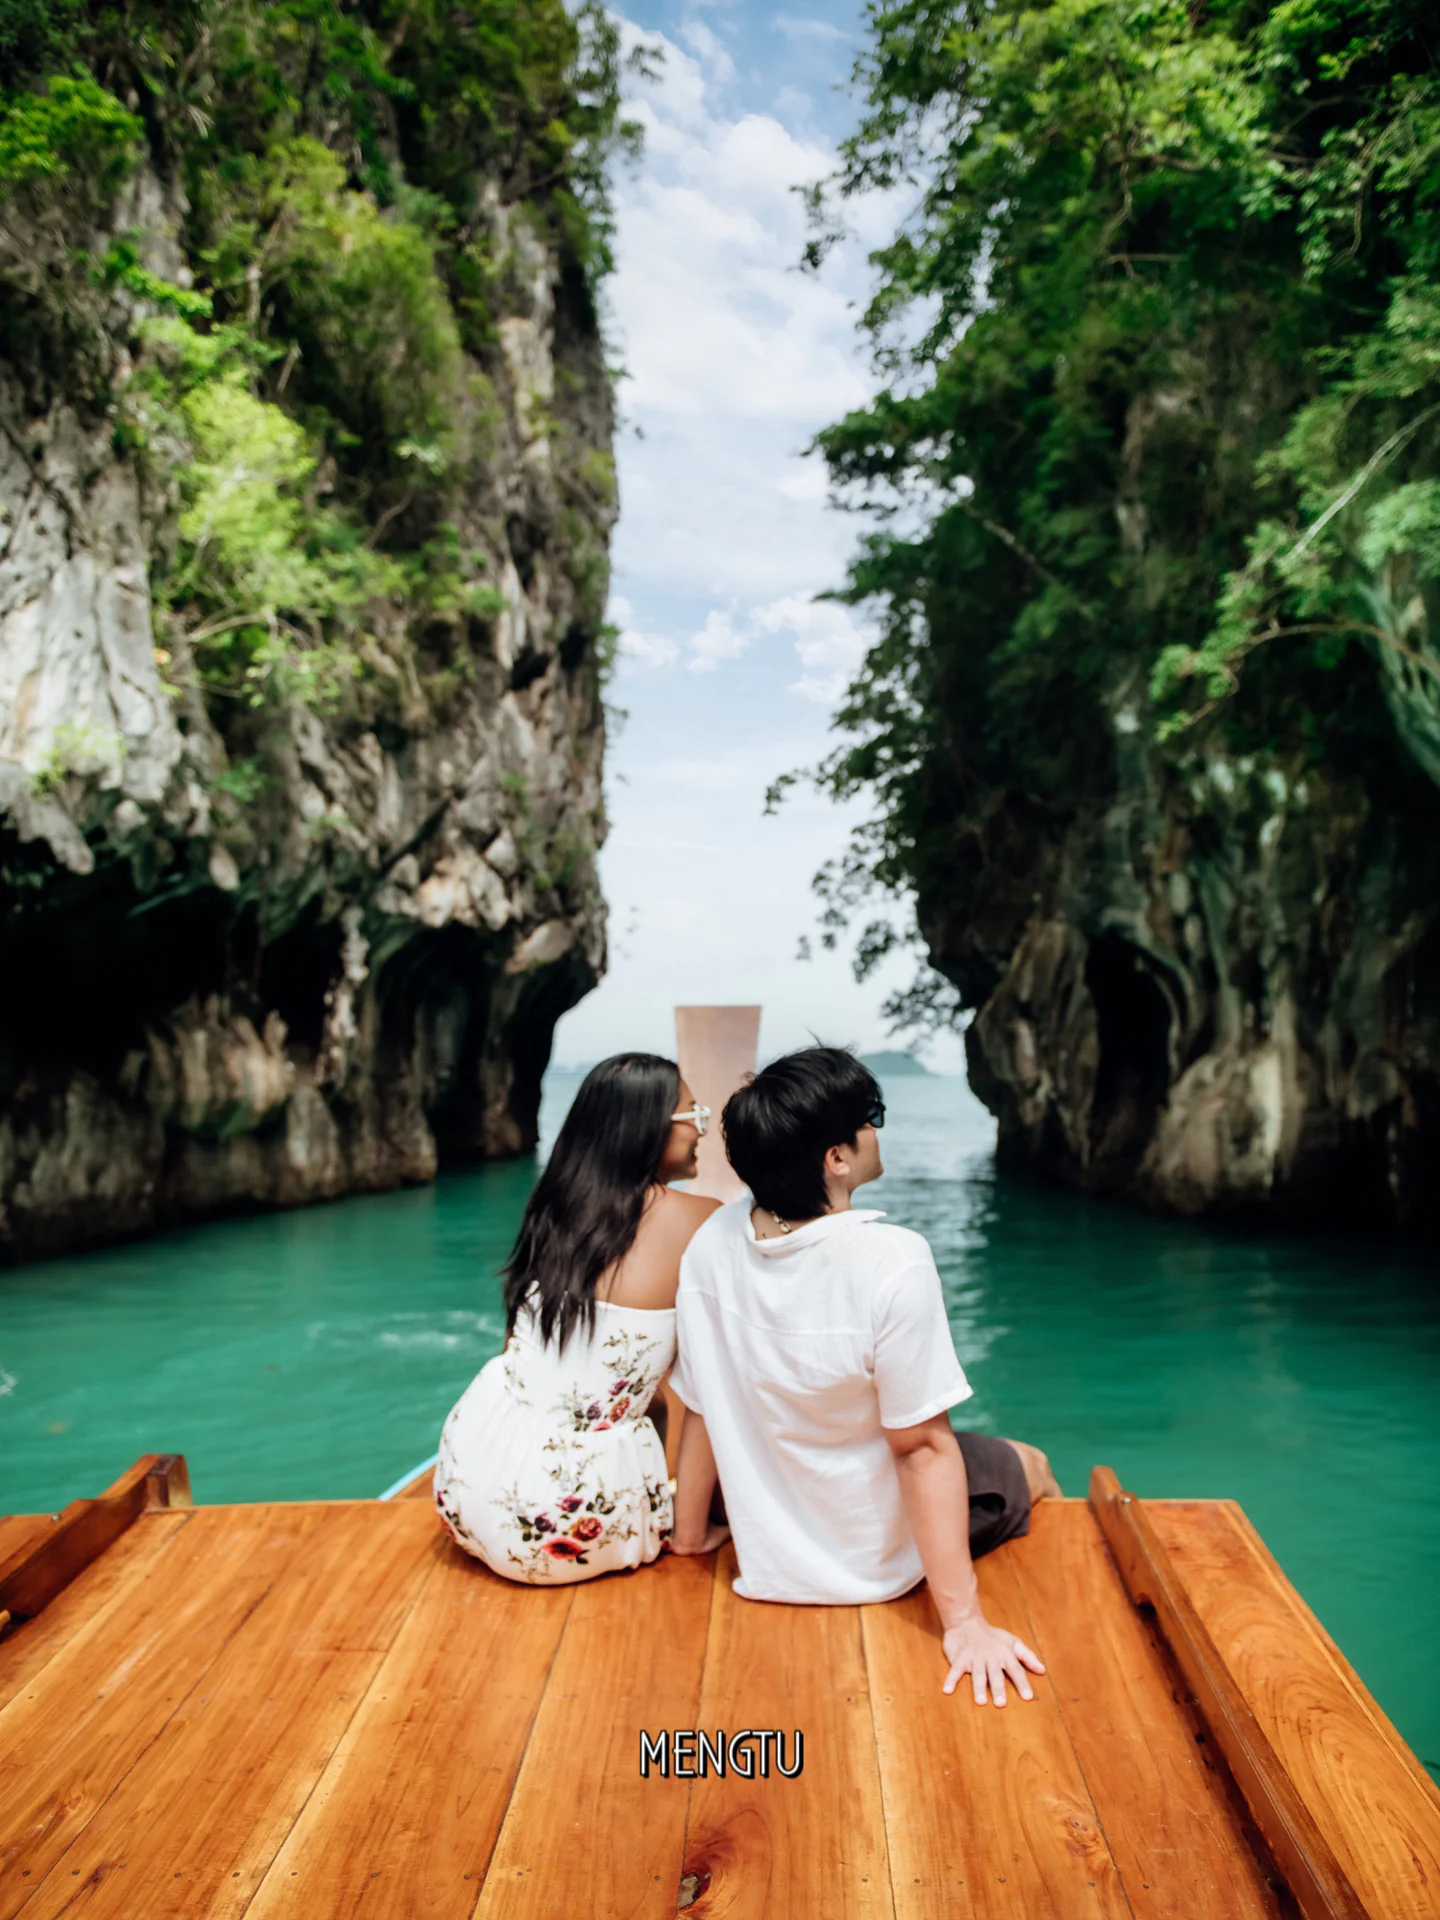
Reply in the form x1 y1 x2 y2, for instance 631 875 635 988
0 1454 192 1626
15 1499 437 1920
0 1513 194 1713
0 1501 322 1918
473 1551 717 1920
678 1542 893 1920
245 1536 576 1918
1009 1500 1283 1918
1149 1498 1440 1920
861 1535 1129 1920
1091 1468 1367 1920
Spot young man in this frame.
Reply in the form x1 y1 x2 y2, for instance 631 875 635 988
667 1046 1056 1707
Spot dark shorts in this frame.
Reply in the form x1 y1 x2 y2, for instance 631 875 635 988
951 1425 1032 1558
650 1401 1031 1552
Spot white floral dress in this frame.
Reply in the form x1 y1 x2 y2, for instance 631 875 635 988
433 1292 676 1583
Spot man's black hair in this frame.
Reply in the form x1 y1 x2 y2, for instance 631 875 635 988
722 1045 881 1221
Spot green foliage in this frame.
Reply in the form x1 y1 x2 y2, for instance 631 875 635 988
576 447 617 508
212 757 269 806
559 508 610 630
784 0 1440 1028
150 367 401 709
0 0 82 71
0 70 138 191
0 72 142 323
200 135 468 459
0 0 642 735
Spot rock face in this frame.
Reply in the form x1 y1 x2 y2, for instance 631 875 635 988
0 171 614 1262
920 693 1440 1232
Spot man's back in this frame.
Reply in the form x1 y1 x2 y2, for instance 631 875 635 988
670 1196 973 1603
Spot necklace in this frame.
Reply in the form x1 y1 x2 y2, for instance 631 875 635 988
766 1209 792 1236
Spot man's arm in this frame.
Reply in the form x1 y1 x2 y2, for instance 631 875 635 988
670 1408 728 1554
885 1415 1045 1706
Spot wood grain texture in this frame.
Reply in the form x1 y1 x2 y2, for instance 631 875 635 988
0 1518 57 1571
0 1502 322 1919
1093 1471 1376 1920
1010 1500 1283 1919
0 1513 193 1713
246 1535 576 1919
1148 1499 1440 1920
15 1500 437 1920
862 1538 1130 1920
681 1543 894 1920
473 1550 717 1920
1092 1470 1368 1920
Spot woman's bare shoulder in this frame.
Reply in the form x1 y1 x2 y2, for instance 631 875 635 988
655 1187 723 1234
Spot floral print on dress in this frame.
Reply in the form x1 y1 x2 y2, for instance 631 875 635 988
433 1302 678 1584
549 1326 668 1433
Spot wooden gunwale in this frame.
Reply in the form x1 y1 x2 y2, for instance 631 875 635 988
1090 1465 1368 1920
0 1451 191 1634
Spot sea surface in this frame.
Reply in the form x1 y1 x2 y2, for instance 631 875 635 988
3 1068 1437 1777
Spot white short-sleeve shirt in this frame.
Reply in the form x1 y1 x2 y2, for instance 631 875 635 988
670 1196 973 1604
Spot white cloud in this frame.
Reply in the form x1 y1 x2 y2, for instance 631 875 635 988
678 17 736 86
775 14 852 45
616 20 710 129
755 594 872 705
627 589 870 701
569 16 973 1077
550 735 972 1074
777 459 829 504
688 608 750 673
611 594 680 670
601 46 903 618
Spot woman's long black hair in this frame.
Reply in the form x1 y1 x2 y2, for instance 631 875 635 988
502 1052 682 1355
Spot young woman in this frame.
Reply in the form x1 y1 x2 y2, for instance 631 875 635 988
433 1052 729 1583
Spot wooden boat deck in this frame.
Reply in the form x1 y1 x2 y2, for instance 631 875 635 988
3 1456 1439 1918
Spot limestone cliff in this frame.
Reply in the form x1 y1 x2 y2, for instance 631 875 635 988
919 676 1440 1233
0 12 621 1261
794 0 1440 1235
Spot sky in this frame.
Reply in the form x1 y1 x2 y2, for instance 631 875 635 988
550 0 968 1073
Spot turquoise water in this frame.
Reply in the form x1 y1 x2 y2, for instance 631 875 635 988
2 1070 1437 1777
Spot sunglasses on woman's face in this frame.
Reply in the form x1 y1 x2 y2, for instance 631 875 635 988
671 1102 712 1137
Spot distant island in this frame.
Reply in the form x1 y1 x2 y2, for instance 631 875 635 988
860 1051 932 1077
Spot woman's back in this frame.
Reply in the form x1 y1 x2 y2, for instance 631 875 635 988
593 1186 719 1311
435 1285 678 1580
434 1189 718 1584
434 1052 718 1584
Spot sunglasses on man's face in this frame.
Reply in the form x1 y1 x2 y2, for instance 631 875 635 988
670 1102 712 1137
866 1101 886 1130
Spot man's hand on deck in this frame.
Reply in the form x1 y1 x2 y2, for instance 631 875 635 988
941 1618 1044 1705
